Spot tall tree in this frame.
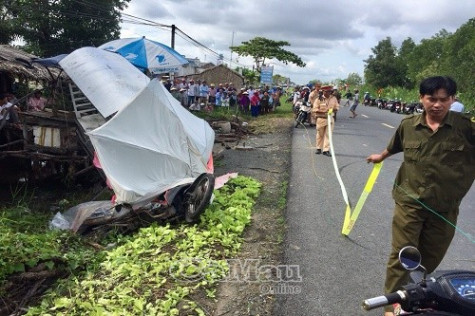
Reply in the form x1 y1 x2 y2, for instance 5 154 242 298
364 37 404 88
397 38 416 88
237 67 259 86
406 30 451 84
230 37 305 73
3 0 130 57
0 2 16 44
345 72 363 87
439 18 475 97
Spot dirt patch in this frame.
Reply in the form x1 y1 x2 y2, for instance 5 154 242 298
202 117 293 315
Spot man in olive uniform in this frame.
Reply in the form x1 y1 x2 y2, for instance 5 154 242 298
314 85 339 157
367 76 474 316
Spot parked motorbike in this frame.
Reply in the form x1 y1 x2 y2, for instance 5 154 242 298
363 246 475 315
363 93 371 106
389 100 402 113
403 103 419 115
415 103 424 114
377 98 388 109
293 99 301 118
295 101 312 128
52 173 215 235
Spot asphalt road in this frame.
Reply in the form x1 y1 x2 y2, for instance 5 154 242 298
274 104 475 315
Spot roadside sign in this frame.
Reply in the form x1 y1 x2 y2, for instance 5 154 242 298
260 66 273 84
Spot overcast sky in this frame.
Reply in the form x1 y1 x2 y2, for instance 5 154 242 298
120 0 474 85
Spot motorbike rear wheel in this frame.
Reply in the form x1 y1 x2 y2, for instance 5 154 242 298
184 173 215 223
295 112 306 127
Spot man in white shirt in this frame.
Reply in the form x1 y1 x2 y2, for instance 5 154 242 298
0 93 20 129
450 97 464 112
187 79 196 108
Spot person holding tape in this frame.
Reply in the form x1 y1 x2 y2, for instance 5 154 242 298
366 76 474 316
313 85 339 157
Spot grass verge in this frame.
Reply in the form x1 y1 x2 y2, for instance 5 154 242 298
0 176 261 315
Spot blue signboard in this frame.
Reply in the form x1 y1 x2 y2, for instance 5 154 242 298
260 66 273 84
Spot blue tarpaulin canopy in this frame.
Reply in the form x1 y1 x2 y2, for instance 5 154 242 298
32 54 69 67
98 37 189 74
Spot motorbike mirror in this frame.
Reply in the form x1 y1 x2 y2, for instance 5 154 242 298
399 246 421 270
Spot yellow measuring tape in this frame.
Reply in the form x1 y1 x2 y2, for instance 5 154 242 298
327 109 383 236
341 162 382 235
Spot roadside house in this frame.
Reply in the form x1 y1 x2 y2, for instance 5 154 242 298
180 64 245 89
0 45 93 183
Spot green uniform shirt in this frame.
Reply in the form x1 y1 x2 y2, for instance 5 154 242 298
387 111 475 213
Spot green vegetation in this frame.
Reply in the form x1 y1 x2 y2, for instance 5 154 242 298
0 206 101 286
1 176 262 315
278 180 289 209
230 37 305 73
362 18 475 111
1 0 130 56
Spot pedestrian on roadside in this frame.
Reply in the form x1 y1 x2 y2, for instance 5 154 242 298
292 86 301 112
170 87 181 102
164 79 172 92
272 87 281 112
199 80 209 109
27 89 47 111
332 88 341 121
250 91 260 117
349 89 359 118
207 83 216 112
450 96 464 112
179 78 188 107
240 91 250 114
194 80 201 105
343 90 353 107
313 85 339 157
215 88 224 107
366 76 474 316
260 90 270 114
187 79 196 108
308 85 321 126
179 88 187 108
3 93 20 125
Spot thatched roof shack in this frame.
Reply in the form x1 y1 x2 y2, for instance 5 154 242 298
0 45 61 93
185 64 245 89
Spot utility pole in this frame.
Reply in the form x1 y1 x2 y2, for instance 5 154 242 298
230 31 235 68
170 24 176 80
171 24 176 49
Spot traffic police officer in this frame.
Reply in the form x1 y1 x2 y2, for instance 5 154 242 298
313 85 339 156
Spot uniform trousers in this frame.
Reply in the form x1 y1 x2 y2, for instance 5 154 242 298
383 202 457 311
315 117 334 151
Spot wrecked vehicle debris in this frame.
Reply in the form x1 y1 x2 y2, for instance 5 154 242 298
50 47 216 233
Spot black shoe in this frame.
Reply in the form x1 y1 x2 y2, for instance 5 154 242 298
315 149 322 154
323 151 332 157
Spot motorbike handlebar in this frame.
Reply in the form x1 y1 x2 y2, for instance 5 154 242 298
362 290 406 311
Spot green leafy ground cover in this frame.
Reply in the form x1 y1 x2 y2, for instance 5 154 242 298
1 176 261 315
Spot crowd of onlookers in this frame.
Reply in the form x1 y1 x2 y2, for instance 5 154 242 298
162 77 283 117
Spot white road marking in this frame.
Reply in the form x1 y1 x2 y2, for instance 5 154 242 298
362 114 369 118
382 123 395 129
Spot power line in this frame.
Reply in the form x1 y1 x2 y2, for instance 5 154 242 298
12 1 254 70
174 27 249 69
